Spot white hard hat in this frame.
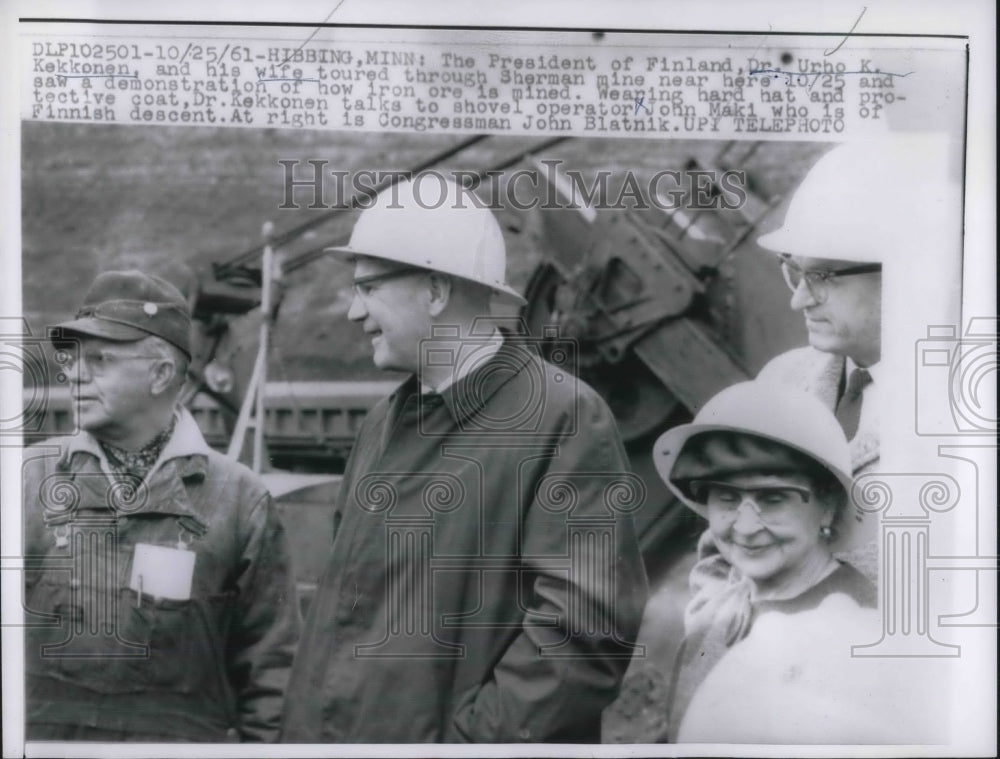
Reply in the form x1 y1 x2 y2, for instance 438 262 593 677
653 381 871 551
757 135 962 263
327 175 526 305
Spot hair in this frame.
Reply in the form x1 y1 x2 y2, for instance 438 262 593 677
440 274 495 315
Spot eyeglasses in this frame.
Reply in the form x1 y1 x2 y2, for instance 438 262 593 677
63 350 161 376
779 258 881 304
690 479 812 524
351 267 425 299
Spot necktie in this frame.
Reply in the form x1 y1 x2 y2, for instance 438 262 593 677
835 367 871 440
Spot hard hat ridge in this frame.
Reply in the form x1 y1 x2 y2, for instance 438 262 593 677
757 135 961 264
328 175 526 305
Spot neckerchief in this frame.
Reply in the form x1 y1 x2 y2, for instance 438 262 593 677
99 415 177 482
685 569 755 647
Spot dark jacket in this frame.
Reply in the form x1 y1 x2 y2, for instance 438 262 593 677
23 409 300 742
281 336 648 742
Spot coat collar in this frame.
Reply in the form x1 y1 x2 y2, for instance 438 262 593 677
51 407 211 531
60 406 211 473
390 330 536 427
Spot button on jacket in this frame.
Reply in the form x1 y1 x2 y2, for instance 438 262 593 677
22 408 300 741
281 336 648 742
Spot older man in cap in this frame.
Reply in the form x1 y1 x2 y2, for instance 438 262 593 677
281 176 647 743
22 270 300 742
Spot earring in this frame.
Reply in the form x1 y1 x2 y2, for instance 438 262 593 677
819 524 833 541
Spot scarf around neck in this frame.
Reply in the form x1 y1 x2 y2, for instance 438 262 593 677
99 415 178 482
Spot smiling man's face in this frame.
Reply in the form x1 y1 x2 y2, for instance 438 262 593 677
346 256 432 374
787 255 882 367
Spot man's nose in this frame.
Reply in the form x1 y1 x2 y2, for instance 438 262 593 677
789 277 819 311
347 293 367 322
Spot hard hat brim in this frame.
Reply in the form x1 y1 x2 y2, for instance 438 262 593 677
755 228 793 255
326 244 528 306
756 228 883 264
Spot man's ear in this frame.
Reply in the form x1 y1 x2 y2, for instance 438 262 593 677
426 272 453 317
149 358 177 397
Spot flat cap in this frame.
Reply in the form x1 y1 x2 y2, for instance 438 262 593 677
52 270 192 358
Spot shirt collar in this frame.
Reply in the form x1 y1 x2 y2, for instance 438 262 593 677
394 330 535 426
61 405 212 479
419 328 504 395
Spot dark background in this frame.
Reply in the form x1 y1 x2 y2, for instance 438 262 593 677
21 123 826 381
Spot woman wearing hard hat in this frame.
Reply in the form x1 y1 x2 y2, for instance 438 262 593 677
650 380 907 743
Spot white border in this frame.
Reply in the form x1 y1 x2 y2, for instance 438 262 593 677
2 1 995 757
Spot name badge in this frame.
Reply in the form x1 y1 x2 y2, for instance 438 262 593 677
129 543 196 601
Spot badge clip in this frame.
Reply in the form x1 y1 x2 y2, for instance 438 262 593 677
53 524 70 549
175 527 194 551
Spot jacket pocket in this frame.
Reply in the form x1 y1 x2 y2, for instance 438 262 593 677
25 577 149 694
26 569 234 703
124 589 235 698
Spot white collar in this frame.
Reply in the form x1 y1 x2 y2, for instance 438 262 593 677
420 328 504 395
62 406 212 479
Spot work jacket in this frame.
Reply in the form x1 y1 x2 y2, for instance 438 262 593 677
281 335 648 742
22 408 300 741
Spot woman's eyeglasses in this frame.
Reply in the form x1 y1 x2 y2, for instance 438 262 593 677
690 479 813 523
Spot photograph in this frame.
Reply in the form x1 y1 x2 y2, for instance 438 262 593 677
2 4 995 757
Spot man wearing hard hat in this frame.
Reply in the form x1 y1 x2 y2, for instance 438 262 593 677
755 137 959 476
281 175 647 743
699 137 960 583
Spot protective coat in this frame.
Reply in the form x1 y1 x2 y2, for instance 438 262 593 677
674 563 947 744
281 336 648 742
